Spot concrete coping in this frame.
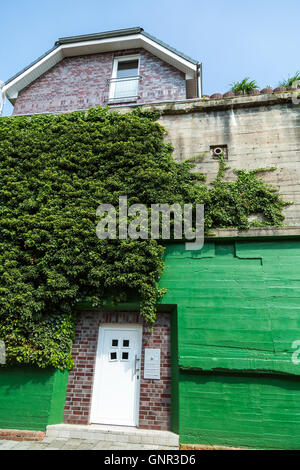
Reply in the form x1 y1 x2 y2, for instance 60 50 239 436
115 91 297 116
6 91 297 119
205 226 300 239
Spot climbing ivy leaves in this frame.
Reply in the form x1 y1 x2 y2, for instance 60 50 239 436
0 107 289 369
204 156 289 229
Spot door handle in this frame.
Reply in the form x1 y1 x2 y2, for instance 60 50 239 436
134 355 140 375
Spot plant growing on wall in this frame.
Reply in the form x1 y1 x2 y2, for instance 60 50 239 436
279 71 300 88
0 107 289 369
204 155 289 229
230 78 259 94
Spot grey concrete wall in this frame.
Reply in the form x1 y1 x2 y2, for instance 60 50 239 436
137 93 300 227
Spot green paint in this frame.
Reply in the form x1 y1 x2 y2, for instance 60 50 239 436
0 366 68 431
180 372 300 450
160 238 300 448
4 237 297 445
161 240 300 376
170 308 179 434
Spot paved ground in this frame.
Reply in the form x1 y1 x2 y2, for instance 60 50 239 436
0 437 178 451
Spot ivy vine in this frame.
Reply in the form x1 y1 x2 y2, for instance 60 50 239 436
0 107 289 369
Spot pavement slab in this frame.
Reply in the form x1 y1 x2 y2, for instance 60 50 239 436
0 438 179 451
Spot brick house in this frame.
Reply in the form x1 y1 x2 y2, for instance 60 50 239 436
1 27 300 449
3 27 202 115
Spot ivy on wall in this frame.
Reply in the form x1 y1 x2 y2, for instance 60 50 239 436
204 155 289 229
0 107 289 369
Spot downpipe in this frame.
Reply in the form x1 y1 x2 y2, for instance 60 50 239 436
197 62 203 99
0 81 6 116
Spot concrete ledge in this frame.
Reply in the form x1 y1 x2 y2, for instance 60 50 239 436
0 429 45 442
9 91 298 118
115 92 296 116
206 226 300 239
46 424 179 447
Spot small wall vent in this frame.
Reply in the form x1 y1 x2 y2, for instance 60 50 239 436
210 145 228 160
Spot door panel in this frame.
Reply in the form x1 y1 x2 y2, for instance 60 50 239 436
91 325 142 426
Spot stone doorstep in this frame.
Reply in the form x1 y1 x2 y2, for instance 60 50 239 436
46 424 179 447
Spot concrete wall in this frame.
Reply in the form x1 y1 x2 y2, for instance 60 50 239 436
159 238 300 449
12 48 186 116
180 373 300 450
13 72 300 228
0 367 68 431
134 92 300 227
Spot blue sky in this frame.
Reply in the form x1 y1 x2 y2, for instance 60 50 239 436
1 0 299 115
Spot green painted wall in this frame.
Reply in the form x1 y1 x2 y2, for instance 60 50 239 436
0 366 68 431
180 372 300 450
160 239 300 449
1 238 300 447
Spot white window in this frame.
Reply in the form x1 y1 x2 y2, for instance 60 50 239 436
109 55 140 101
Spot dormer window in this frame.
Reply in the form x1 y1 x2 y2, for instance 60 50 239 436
109 56 140 102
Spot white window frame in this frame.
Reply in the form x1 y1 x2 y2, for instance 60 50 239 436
109 55 140 101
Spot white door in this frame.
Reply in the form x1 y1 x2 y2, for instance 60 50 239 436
90 324 142 427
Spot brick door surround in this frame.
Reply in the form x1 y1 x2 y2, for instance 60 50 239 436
63 311 171 431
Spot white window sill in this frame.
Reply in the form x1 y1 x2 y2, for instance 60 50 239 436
107 96 139 105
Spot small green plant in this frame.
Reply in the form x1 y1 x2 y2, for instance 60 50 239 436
279 71 300 88
230 78 259 94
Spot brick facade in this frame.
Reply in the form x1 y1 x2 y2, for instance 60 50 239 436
63 311 171 431
13 49 186 115
0 430 45 442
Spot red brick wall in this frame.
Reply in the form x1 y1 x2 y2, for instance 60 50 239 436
13 49 186 115
0 430 45 442
63 311 171 431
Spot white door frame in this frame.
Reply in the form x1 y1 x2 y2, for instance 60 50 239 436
90 323 142 427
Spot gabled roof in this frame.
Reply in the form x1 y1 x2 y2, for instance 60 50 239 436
3 27 200 104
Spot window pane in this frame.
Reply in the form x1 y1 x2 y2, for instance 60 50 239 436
117 60 139 78
123 340 129 347
110 352 117 361
122 352 129 360
114 79 138 99
112 339 118 347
